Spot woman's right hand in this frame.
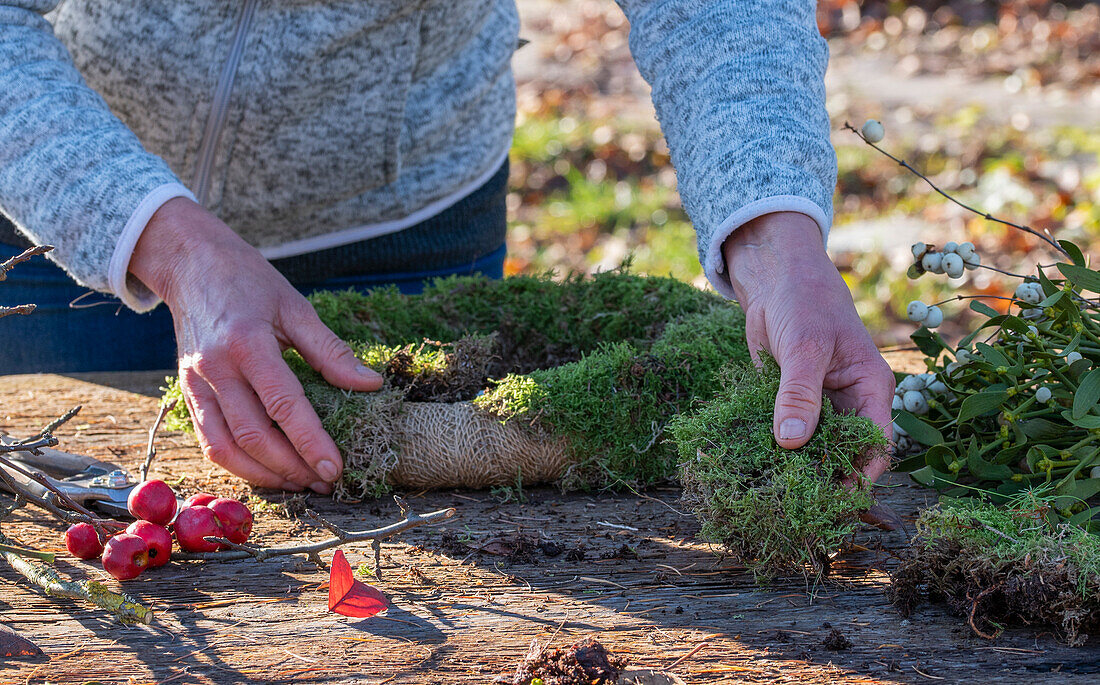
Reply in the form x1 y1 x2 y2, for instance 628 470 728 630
129 198 384 493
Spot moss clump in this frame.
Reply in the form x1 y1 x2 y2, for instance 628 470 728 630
354 335 497 402
669 359 884 581
891 498 1100 645
473 306 749 488
163 270 750 494
308 268 730 373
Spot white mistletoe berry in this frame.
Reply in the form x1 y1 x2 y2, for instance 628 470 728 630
903 390 929 415
906 300 930 322
911 242 928 260
892 420 908 437
861 119 885 143
1035 386 1052 403
921 252 944 274
942 253 965 278
956 242 975 259
892 394 904 411
963 251 981 270
898 374 927 392
923 305 944 328
927 380 948 394
1015 282 1043 305
1066 351 1083 365
956 349 972 363
943 241 958 254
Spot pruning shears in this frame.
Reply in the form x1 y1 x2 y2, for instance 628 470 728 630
0 435 138 518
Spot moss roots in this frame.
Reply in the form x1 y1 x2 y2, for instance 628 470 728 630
890 499 1100 645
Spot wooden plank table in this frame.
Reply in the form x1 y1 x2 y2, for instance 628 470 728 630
1 354 1098 684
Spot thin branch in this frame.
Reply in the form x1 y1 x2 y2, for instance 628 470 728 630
140 400 176 482
177 497 456 563
18 405 81 446
0 304 35 320
0 245 52 282
843 122 1070 259
932 293 1023 308
0 453 105 523
974 263 1030 280
0 436 57 455
0 465 123 536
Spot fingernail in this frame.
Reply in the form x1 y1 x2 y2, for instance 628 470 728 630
316 459 340 482
282 481 305 492
357 364 381 380
779 418 807 441
310 481 333 495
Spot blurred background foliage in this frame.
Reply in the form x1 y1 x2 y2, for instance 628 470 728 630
508 0 1100 346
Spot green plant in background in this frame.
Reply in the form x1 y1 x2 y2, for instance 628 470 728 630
850 120 1100 530
670 357 885 581
508 111 702 284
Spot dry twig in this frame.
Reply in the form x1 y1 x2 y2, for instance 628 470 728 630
176 495 456 564
141 399 176 482
0 245 52 281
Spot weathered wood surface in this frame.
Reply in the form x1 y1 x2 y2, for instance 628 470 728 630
1 354 1098 684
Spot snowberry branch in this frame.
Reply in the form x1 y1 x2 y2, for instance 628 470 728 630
843 122 1070 259
175 495 456 564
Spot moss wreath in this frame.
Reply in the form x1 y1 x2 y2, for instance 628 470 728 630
165 270 753 499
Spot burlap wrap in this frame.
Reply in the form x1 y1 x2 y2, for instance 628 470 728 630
388 402 571 489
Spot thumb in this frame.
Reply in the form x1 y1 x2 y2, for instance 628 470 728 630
289 309 383 392
772 342 830 449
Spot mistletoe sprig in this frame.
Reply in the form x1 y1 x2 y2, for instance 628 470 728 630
848 120 1100 529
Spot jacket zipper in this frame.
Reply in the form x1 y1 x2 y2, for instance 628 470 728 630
192 0 259 206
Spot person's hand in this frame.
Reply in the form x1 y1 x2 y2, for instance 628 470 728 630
129 198 384 493
722 211 895 483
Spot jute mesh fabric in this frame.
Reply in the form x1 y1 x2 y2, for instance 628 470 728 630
388 402 570 489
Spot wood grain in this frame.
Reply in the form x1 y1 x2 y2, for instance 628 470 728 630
1 354 1097 683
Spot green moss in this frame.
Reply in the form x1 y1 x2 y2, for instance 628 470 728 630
669 358 884 581
474 304 749 488
163 270 750 492
892 498 1100 644
308 269 728 372
910 498 1100 598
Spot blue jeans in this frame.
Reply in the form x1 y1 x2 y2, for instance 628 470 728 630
0 162 507 374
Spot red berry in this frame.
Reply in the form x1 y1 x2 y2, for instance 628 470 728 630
64 523 104 560
184 492 217 508
209 498 253 545
102 533 149 580
173 505 224 553
126 520 172 568
127 480 177 526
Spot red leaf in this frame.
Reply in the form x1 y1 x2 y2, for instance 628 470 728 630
327 549 388 618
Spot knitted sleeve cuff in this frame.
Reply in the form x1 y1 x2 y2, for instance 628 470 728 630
702 194 830 301
107 182 196 313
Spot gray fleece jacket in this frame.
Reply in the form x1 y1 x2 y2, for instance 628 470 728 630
0 0 836 311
